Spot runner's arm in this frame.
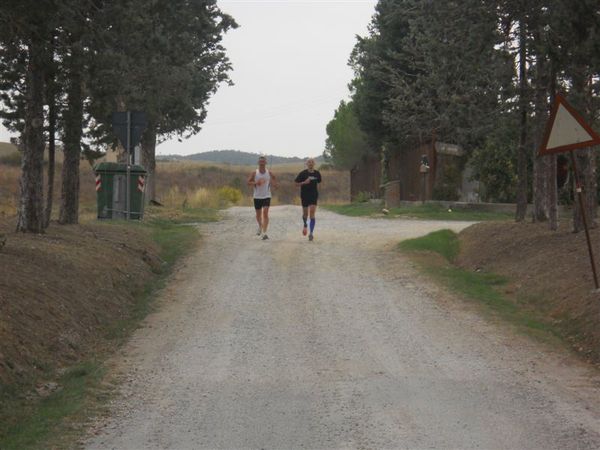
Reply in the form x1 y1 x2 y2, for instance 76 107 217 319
269 170 279 188
247 172 257 186
295 172 310 186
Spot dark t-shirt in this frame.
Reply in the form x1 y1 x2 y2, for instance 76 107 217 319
295 169 321 197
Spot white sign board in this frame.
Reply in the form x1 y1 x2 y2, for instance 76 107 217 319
539 94 600 155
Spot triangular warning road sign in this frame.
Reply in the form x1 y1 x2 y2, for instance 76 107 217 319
538 94 600 156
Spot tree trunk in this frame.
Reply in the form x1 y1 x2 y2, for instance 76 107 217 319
548 65 558 231
571 68 596 232
115 97 128 163
141 125 157 203
44 59 57 228
573 146 597 231
547 155 558 229
532 148 551 223
515 20 528 222
532 37 551 223
59 44 84 225
16 39 46 233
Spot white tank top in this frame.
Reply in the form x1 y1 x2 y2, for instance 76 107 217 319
253 169 271 199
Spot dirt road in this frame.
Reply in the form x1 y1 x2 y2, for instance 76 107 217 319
86 206 600 449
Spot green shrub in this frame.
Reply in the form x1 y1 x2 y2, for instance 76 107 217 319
217 186 242 205
354 191 372 203
432 163 461 201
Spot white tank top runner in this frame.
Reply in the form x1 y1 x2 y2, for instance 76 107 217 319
254 169 271 199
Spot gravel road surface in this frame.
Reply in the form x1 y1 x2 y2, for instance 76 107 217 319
86 206 600 449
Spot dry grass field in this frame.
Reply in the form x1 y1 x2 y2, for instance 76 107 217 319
155 159 349 208
0 141 18 157
0 142 97 219
0 145 350 218
0 161 97 220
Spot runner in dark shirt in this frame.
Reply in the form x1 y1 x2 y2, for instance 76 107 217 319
294 158 322 241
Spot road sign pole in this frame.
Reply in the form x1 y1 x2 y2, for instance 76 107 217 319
569 151 599 289
111 110 147 221
538 94 600 290
126 111 131 221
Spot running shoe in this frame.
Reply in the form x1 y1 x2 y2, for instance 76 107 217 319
302 226 308 236
308 233 313 241
262 234 269 240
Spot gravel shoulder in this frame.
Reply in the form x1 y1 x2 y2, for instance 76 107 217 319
85 205 600 449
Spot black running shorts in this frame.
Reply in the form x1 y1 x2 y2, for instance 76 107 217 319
254 197 271 210
301 194 318 208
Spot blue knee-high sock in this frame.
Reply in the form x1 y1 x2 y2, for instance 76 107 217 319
309 218 315 233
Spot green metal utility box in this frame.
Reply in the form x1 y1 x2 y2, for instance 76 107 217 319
94 162 147 220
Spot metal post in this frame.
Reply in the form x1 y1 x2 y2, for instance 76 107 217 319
126 111 131 220
420 156 429 205
569 151 599 289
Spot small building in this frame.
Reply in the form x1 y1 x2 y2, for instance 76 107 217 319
350 153 381 201
350 140 478 205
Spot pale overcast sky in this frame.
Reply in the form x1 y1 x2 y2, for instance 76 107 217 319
0 0 377 159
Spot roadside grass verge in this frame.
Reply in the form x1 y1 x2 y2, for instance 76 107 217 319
0 363 105 450
100 208 218 343
399 230 560 340
0 207 218 450
324 202 512 221
399 229 460 262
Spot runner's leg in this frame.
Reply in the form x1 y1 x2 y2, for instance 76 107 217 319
302 206 308 235
262 206 269 234
255 202 262 234
309 204 316 240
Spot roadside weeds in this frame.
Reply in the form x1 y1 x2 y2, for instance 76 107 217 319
0 207 218 450
398 229 571 353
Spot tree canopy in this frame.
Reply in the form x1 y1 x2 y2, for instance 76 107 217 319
329 0 600 229
0 0 237 230
324 100 369 170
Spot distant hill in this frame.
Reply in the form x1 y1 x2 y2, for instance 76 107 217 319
157 149 323 166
